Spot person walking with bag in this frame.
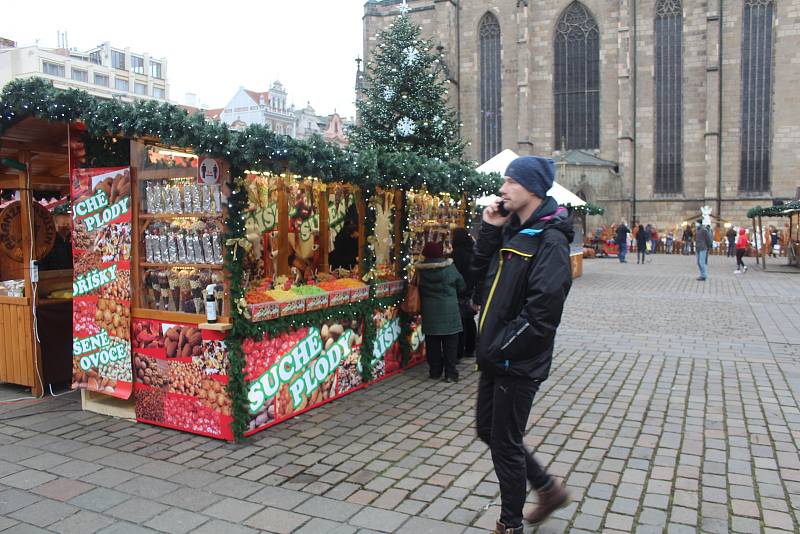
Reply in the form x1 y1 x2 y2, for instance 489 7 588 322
451 228 477 359
472 156 573 534
416 241 465 382
615 220 630 263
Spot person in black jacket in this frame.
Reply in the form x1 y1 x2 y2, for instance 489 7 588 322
451 228 476 359
636 224 648 264
472 156 573 534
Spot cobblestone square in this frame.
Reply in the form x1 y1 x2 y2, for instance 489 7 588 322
2 255 799 533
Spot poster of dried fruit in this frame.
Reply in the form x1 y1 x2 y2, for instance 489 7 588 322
245 318 364 435
132 318 233 440
71 167 133 399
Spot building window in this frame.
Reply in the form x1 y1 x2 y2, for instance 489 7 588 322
740 0 774 193
111 50 125 70
152 86 165 99
131 56 144 74
89 51 101 65
115 78 129 92
134 82 147 95
71 68 88 83
150 61 162 79
654 0 683 194
479 12 502 163
94 73 109 87
553 1 600 150
42 61 65 77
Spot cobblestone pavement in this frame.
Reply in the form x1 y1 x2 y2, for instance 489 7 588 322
2 254 799 533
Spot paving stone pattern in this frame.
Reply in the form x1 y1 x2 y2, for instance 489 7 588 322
1 255 799 533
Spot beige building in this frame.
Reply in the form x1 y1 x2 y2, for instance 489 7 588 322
0 39 169 102
363 0 800 227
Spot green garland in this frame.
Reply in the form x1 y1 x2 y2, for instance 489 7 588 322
0 78 500 197
747 201 800 219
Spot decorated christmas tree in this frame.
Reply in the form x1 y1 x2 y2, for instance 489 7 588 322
350 5 464 161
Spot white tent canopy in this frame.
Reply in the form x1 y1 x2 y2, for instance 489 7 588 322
476 150 586 207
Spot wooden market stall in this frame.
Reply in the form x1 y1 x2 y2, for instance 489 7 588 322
0 117 73 396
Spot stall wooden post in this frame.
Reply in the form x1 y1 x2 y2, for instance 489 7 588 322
277 178 289 277
319 185 330 273
16 151 43 396
393 190 403 275
356 188 366 276
759 215 767 270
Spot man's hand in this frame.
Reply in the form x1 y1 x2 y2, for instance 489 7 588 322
482 199 510 227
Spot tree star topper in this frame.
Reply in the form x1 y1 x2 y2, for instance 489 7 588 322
399 0 410 15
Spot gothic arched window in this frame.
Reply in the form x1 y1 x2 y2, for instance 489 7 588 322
479 12 501 162
654 0 683 194
554 1 600 150
740 0 774 192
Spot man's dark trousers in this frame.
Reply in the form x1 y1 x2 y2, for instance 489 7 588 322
476 372 551 527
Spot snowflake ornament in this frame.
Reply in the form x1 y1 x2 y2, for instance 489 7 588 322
383 86 395 101
403 46 420 66
396 117 416 137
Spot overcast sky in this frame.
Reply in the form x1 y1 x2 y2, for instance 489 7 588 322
3 0 367 118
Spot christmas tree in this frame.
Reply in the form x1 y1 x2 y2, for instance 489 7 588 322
350 6 464 161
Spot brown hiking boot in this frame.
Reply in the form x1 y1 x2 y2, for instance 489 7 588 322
491 521 523 534
524 479 571 525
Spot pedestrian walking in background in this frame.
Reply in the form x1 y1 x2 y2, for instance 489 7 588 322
636 224 648 264
451 228 477 359
651 227 659 255
666 231 674 254
416 241 465 383
683 224 694 254
695 221 713 281
615 220 630 263
735 227 749 274
771 226 780 257
643 224 653 254
726 226 737 257
472 156 573 534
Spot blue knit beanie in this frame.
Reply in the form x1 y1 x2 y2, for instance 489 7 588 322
504 156 555 198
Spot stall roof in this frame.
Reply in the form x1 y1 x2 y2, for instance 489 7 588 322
0 117 70 191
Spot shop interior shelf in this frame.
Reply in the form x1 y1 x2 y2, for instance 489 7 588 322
139 262 225 270
138 212 223 221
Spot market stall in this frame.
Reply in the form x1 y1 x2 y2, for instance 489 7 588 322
0 77 496 441
748 201 800 271
0 117 74 396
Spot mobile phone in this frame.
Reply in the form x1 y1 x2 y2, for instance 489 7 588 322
497 201 510 217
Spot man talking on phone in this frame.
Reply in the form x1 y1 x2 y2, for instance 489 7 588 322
472 156 574 533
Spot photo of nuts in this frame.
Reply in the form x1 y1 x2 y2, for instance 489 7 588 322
163 324 203 358
197 340 228 376
109 170 131 204
96 298 130 340
135 387 165 422
248 398 276 432
94 224 131 262
167 361 203 396
133 354 168 389
132 320 164 351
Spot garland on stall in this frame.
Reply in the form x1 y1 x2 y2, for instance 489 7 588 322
0 78 500 197
747 201 800 219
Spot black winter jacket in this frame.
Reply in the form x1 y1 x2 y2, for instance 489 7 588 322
472 197 574 380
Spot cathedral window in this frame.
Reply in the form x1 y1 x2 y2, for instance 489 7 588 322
654 0 683 194
553 1 600 150
740 0 774 193
479 12 502 162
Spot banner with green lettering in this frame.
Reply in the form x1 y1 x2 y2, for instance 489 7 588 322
71 167 133 399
